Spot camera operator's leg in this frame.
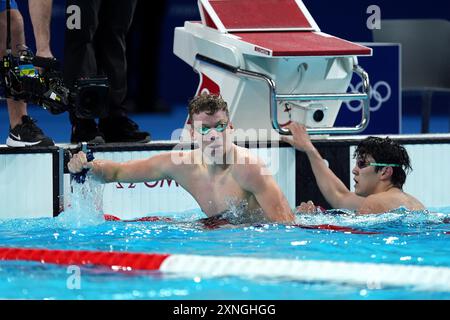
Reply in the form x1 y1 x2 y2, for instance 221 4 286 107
0 7 54 147
28 0 53 58
96 0 150 143
63 0 104 144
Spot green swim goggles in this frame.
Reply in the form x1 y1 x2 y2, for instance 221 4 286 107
356 159 401 169
195 121 228 135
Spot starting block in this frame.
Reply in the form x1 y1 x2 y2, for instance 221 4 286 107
174 0 372 137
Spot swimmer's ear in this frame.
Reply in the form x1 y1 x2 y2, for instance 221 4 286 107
380 166 394 180
188 122 195 139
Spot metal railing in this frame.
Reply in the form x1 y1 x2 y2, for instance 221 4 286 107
196 55 371 135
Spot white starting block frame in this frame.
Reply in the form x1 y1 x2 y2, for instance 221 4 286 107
174 0 373 136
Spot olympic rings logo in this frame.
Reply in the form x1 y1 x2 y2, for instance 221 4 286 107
344 81 392 112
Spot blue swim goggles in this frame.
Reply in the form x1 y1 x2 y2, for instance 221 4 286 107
356 159 401 169
195 121 228 135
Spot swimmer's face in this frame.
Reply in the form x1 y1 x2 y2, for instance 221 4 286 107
352 155 381 197
190 110 233 159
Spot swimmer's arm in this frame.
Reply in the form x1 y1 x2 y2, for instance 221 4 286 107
281 122 363 209
304 147 365 210
89 152 174 183
241 164 295 223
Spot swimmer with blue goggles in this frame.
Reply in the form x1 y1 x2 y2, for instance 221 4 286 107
194 121 229 135
356 159 401 169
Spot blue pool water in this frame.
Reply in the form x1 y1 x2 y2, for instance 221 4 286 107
1 203 450 300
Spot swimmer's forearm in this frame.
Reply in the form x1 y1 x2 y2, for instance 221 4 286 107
89 159 119 183
88 155 170 183
305 148 350 207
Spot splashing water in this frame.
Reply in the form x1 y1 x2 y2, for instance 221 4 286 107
294 206 450 232
56 174 105 229
221 198 267 224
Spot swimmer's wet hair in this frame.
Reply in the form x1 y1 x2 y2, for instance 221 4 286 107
354 136 412 189
188 93 229 123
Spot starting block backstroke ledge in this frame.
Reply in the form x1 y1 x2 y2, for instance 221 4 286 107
174 0 373 137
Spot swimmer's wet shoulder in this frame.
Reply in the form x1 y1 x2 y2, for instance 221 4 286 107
357 188 425 214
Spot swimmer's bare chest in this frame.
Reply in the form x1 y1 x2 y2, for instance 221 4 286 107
176 167 259 216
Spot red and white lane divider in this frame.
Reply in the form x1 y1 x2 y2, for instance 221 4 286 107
1 247 449 292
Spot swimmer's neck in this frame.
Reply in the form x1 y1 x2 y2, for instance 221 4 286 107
205 163 231 174
199 145 237 173
377 184 401 194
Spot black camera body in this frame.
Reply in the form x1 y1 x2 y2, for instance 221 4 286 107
0 48 109 119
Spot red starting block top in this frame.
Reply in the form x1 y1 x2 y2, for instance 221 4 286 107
198 0 372 57
206 0 315 31
234 31 372 56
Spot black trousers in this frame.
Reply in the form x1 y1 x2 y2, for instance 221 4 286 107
64 0 138 122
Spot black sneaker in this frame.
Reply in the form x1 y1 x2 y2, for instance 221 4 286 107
99 116 150 143
71 118 105 144
6 115 55 147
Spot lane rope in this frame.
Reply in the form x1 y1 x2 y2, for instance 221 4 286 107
1 247 449 291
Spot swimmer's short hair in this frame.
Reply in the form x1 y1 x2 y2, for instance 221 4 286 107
354 136 412 189
188 93 229 123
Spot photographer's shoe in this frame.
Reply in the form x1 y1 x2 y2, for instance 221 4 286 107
71 119 105 144
99 116 150 143
6 116 55 147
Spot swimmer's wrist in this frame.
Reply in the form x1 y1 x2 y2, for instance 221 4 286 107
305 148 324 163
304 145 318 156
89 160 101 173
88 160 107 182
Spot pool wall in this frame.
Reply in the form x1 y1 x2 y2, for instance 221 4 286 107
0 134 449 219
